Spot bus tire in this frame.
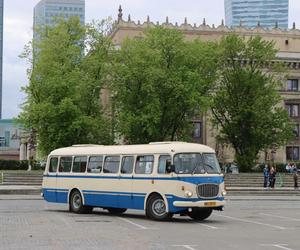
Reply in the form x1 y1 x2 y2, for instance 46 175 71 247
107 208 127 215
69 190 93 214
188 208 212 221
146 194 172 220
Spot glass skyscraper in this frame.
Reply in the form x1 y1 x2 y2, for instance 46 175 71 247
33 0 85 40
0 0 3 119
225 0 289 29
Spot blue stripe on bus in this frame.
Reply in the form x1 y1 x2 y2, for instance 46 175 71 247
43 175 224 184
42 188 224 213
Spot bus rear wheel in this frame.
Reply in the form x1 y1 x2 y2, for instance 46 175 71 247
188 208 212 221
107 208 127 215
69 190 93 214
146 194 173 220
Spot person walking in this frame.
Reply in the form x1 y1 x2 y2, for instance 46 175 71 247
263 164 269 189
291 163 298 189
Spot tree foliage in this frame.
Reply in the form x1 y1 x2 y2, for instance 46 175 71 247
19 18 113 156
111 27 219 143
211 34 293 171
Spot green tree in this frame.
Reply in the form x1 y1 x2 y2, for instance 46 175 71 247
211 34 293 171
111 27 219 144
19 18 113 156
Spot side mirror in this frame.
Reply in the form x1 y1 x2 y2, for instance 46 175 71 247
166 162 175 173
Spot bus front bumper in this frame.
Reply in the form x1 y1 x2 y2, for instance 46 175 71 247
173 200 225 208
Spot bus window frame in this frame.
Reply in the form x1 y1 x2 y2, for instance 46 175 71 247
157 154 172 175
120 155 135 175
58 156 73 173
48 156 59 174
72 155 88 174
86 155 104 174
134 155 155 175
103 155 121 174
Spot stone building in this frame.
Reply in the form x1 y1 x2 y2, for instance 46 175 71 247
108 6 300 164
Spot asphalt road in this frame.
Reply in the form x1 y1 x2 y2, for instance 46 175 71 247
0 195 300 250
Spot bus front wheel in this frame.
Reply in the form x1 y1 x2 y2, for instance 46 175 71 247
188 208 212 221
69 190 93 214
146 194 173 220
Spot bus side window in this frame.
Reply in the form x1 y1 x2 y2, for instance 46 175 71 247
72 156 87 173
121 156 134 174
158 155 171 174
87 156 103 173
49 157 58 173
135 155 154 174
103 156 120 173
59 157 72 173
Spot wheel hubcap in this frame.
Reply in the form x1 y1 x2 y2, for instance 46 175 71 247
72 193 81 209
152 199 166 216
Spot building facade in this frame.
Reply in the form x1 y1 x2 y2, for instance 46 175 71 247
0 0 3 119
33 0 85 40
225 0 289 29
109 7 300 164
0 119 24 160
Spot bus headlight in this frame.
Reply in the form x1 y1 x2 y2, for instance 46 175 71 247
222 190 227 196
185 190 193 198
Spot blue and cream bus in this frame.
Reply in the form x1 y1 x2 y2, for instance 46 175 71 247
42 142 226 220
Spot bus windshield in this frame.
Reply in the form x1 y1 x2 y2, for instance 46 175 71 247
174 153 221 174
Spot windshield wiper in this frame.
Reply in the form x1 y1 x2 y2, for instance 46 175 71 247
202 162 220 174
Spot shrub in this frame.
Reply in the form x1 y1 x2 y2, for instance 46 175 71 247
0 159 46 171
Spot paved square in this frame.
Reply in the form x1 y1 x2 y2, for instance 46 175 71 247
0 195 300 250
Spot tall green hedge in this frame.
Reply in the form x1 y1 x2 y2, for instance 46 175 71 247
0 160 43 170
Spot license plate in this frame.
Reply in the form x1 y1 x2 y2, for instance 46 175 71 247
204 202 216 206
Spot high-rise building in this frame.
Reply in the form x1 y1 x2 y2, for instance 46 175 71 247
33 0 85 39
225 0 289 29
0 0 3 119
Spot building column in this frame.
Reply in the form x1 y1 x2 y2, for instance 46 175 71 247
19 142 27 161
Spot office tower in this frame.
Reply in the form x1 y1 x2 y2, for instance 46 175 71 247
0 0 3 119
225 0 289 29
33 0 85 40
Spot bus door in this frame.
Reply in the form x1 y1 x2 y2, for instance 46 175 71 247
56 156 72 203
44 157 59 202
102 156 121 208
119 156 135 209
132 155 155 210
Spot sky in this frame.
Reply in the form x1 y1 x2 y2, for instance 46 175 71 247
2 0 300 118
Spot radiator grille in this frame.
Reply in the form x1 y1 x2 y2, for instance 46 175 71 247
197 183 219 198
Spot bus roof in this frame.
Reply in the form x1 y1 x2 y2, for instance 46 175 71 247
49 142 215 156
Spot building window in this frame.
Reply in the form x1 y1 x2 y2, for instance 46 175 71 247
286 146 299 161
293 124 299 138
286 104 299 117
192 122 201 138
287 79 299 91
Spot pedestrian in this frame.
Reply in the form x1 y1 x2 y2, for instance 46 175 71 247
269 165 276 188
285 162 291 173
291 163 298 189
263 164 269 189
